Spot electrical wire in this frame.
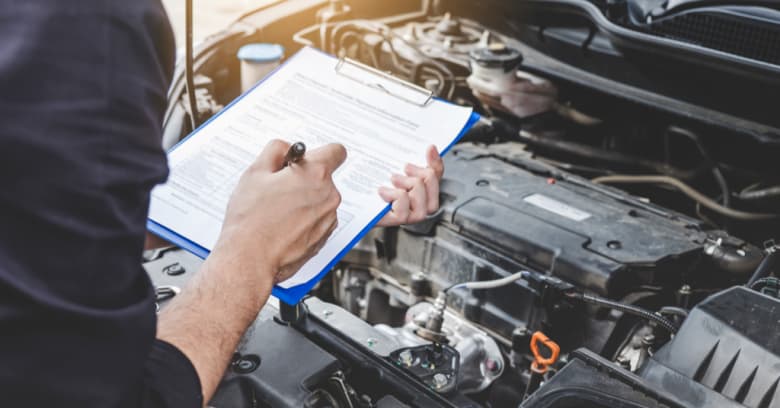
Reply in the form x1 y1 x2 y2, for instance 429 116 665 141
445 271 528 293
592 175 779 221
446 271 679 334
184 0 198 132
567 292 679 334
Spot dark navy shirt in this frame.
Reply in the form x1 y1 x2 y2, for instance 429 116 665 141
0 1 202 406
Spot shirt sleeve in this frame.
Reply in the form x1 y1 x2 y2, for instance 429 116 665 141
0 1 200 406
141 340 205 407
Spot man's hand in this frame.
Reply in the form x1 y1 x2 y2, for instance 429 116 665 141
377 145 444 226
157 139 346 403
215 139 346 284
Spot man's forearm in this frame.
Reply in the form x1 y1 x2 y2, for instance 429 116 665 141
156 247 274 403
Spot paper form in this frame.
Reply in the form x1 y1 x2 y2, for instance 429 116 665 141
149 47 473 289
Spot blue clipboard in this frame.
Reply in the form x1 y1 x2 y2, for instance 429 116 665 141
148 47 481 305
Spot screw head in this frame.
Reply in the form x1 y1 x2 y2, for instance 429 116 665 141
433 373 449 389
233 355 261 374
485 358 501 373
163 262 185 276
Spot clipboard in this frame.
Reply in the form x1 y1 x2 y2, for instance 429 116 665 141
147 47 480 305
335 56 434 107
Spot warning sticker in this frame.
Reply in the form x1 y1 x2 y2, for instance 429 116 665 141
523 193 592 222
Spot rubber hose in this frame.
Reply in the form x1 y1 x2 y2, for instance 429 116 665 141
575 293 678 334
747 249 779 287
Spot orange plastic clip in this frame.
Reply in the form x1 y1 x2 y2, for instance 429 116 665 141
530 331 560 374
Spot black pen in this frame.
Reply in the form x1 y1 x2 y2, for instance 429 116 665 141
284 142 306 166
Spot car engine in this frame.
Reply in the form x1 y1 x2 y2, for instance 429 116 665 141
147 0 780 406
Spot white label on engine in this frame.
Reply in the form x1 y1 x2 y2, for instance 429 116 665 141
523 193 592 222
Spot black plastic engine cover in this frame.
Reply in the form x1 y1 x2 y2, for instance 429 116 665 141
639 286 780 408
520 348 683 408
443 143 708 296
344 143 734 345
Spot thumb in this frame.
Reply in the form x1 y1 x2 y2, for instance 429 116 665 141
254 139 291 172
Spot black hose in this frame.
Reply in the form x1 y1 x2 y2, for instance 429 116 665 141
593 175 779 221
750 277 780 298
184 0 198 132
739 186 780 201
568 292 679 334
711 167 731 207
516 130 705 181
666 126 731 208
747 248 779 287
659 306 689 319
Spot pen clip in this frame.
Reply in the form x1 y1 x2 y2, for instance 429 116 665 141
335 57 434 107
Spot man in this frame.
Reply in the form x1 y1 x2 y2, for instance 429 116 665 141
0 1 443 406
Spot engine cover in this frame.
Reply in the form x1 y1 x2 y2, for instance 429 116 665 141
343 142 754 345
441 143 710 295
639 286 780 407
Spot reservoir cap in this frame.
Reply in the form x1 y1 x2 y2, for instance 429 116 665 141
469 43 523 71
237 43 285 63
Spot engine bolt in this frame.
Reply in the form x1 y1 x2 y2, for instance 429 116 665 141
485 358 501 373
163 262 185 276
433 373 449 389
233 354 261 374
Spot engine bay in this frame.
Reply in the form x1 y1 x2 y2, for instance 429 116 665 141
150 0 780 406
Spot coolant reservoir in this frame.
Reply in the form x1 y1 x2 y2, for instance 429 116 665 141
467 43 557 118
237 43 284 93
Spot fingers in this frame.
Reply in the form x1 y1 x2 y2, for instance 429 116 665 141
376 146 444 227
426 145 444 179
391 174 427 222
305 143 348 176
254 139 291 172
377 186 410 226
403 164 440 214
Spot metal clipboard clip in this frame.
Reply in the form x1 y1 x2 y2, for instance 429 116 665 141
335 57 434 107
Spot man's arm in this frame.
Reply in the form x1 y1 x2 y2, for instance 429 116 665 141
157 140 346 401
